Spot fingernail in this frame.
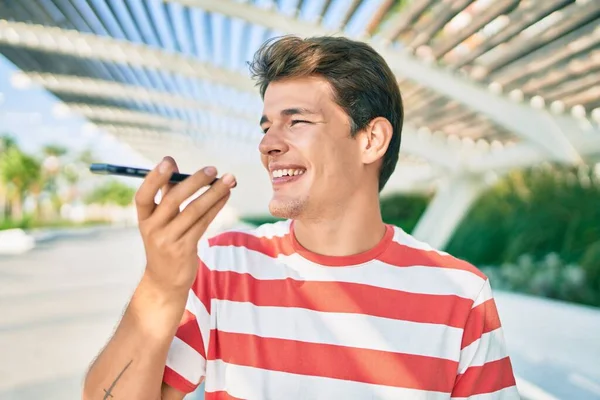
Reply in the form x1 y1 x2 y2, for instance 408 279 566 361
204 166 217 176
222 174 236 187
158 160 170 174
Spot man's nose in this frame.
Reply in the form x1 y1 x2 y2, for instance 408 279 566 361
259 128 289 157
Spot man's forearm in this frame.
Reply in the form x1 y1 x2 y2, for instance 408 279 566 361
83 275 188 400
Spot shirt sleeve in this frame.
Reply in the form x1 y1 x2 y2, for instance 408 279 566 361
162 240 213 394
451 279 520 399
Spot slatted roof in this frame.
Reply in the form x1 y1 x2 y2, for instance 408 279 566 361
0 0 598 199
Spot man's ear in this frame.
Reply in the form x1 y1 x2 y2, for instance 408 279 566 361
359 117 393 165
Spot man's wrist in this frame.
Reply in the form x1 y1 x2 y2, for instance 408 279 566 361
138 271 190 304
128 273 189 340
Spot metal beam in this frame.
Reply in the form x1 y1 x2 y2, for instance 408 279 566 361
448 0 569 69
66 103 202 131
167 0 331 36
16 72 256 122
338 0 362 30
382 163 440 195
0 19 255 93
100 124 195 145
431 0 519 59
466 126 600 173
377 0 435 41
379 46 584 165
400 128 460 171
167 0 585 164
405 0 473 50
66 103 262 147
412 174 486 249
363 0 395 37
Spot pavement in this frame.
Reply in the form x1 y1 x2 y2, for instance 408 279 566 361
0 227 145 400
495 291 600 400
0 228 598 400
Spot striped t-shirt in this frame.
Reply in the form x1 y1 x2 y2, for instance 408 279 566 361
162 220 518 399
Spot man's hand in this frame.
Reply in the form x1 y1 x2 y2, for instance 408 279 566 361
83 157 234 400
135 156 236 293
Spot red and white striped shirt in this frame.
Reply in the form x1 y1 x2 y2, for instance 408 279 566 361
163 220 518 399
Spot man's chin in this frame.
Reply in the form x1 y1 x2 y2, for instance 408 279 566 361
269 196 305 220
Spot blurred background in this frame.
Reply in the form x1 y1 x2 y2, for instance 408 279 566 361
0 0 599 399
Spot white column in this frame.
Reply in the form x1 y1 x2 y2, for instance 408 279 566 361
412 174 486 250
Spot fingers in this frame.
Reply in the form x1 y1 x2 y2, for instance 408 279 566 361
135 157 176 222
184 191 231 243
151 166 223 226
161 156 179 199
164 174 236 240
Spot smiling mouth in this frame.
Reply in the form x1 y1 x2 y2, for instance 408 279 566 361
271 168 306 184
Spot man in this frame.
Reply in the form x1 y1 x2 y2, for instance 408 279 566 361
83 36 518 399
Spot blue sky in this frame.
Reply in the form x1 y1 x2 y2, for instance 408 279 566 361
0 55 150 167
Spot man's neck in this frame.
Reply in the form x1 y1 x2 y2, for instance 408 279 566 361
292 192 386 258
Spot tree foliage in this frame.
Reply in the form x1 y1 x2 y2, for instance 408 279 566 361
0 134 129 226
444 163 600 307
84 180 136 207
380 192 430 232
447 164 600 266
0 146 42 197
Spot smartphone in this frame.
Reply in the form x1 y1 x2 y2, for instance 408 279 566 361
89 163 218 185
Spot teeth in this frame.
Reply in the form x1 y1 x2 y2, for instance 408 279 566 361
272 168 305 178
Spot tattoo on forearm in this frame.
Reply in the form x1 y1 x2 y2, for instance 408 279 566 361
103 360 133 399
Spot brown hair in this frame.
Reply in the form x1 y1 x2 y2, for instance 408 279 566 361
248 35 403 192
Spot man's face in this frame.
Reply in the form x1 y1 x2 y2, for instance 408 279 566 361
259 76 364 219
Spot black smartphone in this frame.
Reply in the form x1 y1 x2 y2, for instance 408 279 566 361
89 163 218 185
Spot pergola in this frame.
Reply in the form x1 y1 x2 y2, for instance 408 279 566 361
0 0 598 248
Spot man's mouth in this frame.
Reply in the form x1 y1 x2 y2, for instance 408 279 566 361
271 168 306 184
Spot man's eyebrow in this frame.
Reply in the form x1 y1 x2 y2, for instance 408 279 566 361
260 107 320 125
280 107 320 117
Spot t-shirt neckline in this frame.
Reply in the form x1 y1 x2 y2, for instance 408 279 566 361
288 221 394 267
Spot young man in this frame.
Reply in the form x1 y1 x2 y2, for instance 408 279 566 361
83 36 518 399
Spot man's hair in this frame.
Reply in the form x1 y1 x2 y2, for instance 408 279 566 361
248 35 403 192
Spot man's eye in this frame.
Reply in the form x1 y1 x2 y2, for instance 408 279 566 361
291 120 310 126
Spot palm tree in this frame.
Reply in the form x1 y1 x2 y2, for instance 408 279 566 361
0 135 17 151
84 180 136 207
0 134 19 221
63 148 99 204
41 143 69 217
42 144 68 158
0 146 42 220
77 148 97 165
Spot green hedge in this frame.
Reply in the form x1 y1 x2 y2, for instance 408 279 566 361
380 193 430 233
447 164 600 266
0 216 111 231
447 164 600 307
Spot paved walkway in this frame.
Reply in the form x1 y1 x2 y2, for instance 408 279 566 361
0 228 145 400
